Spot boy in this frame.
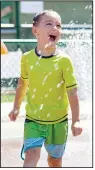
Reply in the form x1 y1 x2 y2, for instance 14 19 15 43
8 10 82 167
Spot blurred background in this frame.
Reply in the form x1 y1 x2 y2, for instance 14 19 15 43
1 0 93 167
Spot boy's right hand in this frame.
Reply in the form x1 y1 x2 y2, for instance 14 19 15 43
8 108 19 121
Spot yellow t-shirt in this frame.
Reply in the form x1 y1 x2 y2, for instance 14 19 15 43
21 48 77 124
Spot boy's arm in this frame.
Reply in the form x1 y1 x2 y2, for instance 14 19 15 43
67 88 82 136
13 77 29 110
8 77 29 121
67 88 80 125
9 53 29 121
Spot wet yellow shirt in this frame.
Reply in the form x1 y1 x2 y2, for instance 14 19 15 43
21 48 77 124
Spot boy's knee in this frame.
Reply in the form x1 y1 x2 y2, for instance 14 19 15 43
25 148 40 162
47 155 62 167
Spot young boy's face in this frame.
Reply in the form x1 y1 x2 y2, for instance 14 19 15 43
32 13 62 47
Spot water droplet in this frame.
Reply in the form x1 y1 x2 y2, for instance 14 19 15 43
54 64 58 67
33 88 36 92
69 20 74 24
76 21 78 24
44 76 48 81
47 113 50 117
42 75 49 85
66 68 69 71
54 64 58 70
38 56 42 60
30 66 33 70
57 83 61 88
34 110 37 113
45 44 49 48
39 104 44 110
42 82 44 86
49 72 52 75
38 50 41 54
85 6 88 9
57 81 63 88
55 67 58 70
49 88 52 92
58 96 61 100
45 94 48 98
32 94 35 99
14 110 18 114
35 61 39 65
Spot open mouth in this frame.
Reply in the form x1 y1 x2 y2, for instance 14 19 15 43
48 35 57 41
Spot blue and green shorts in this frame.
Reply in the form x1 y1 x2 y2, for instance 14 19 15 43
21 118 68 159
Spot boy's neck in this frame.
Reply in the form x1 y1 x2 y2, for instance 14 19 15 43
37 44 57 56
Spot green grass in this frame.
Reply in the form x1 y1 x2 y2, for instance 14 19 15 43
1 94 27 102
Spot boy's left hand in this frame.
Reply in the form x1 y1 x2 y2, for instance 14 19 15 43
71 121 83 136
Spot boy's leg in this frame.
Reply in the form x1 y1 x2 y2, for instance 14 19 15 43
22 119 46 167
23 137 46 167
45 143 66 167
44 119 68 167
23 147 41 167
47 155 62 167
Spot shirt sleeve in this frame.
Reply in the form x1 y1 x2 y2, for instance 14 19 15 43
20 54 28 80
63 57 78 90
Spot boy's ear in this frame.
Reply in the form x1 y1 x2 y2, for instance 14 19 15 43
32 26 38 36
